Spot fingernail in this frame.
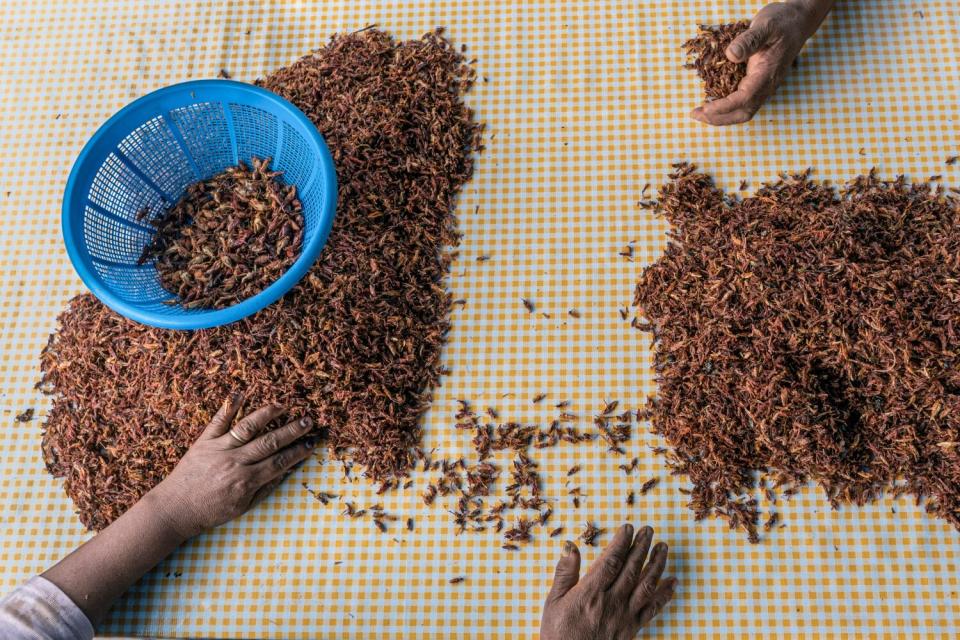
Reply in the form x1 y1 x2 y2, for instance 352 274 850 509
562 540 576 557
728 43 743 59
302 435 318 448
623 523 634 538
642 525 654 537
300 416 313 429
230 391 243 404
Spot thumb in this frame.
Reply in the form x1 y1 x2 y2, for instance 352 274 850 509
547 540 582 602
726 23 771 62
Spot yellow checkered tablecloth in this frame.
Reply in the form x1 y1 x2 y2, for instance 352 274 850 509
1 0 958 637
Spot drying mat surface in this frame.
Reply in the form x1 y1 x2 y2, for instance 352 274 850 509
1 0 958 638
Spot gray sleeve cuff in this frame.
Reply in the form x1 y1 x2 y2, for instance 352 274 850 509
0 575 95 640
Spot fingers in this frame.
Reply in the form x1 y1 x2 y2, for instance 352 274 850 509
690 72 769 126
223 404 287 447
201 392 244 439
726 22 772 62
582 523 634 591
635 576 677 628
631 541 669 612
610 525 654 597
249 436 317 505
546 540 582 603
253 436 317 481
239 416 313 462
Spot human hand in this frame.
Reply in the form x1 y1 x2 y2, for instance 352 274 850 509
148 395 317 539
691 0 833 126
540 524 676 640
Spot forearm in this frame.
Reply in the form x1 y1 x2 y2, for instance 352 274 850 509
41 488 188 626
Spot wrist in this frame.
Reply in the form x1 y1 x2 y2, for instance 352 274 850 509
139 483 196 544
785 0 834 35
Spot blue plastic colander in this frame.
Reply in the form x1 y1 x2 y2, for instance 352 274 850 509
62 80 337 330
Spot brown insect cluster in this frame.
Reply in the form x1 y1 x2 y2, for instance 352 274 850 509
682 21 750 100
595 400 632 455
39 28 483 530
635 163 960 541
578 522 604 546
138 156 304 309
416 399 635 550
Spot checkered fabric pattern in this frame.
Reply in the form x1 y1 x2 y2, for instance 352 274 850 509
0 1 958 638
